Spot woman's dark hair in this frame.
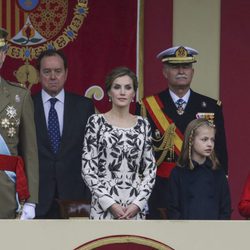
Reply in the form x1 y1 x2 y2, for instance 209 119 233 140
105 66 138 93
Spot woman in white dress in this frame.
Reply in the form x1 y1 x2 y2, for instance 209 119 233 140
82 67 156 219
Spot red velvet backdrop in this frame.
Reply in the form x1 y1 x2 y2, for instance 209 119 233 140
1 0 173 112
143 0 173 96
2 0 247 220
220 0 250 219
1 0 138 113
15 0 250 221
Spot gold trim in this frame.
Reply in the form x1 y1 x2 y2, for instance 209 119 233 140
216 100 221 106
7 1 89 61
154 123 176 166
138 0 144 101
162 56 196 63
0 39 5 47
146 96 183 153
76 235 174 250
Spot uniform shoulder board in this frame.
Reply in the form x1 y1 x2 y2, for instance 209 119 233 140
216 100 222 106
7 80 27 89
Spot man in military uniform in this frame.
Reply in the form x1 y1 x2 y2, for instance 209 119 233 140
139 46 228 219
0 28 39 219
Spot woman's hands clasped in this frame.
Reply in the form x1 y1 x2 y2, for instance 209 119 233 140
109 203 140 219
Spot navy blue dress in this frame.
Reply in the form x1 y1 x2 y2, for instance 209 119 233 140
167 159 231 219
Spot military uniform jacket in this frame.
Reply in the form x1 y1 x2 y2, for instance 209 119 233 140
0 77 39 217
143 88 228 174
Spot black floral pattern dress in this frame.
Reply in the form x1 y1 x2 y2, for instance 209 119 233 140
82 114 156 219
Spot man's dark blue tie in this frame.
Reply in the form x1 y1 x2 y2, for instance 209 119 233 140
48 98 61 154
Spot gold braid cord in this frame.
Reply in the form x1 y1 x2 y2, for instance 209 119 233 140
153 123 176 166
140 100 147 118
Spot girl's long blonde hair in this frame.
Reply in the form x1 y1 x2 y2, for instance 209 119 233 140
177 118 220 170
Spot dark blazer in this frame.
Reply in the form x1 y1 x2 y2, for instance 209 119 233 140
167 159 231 220
33 91 95 216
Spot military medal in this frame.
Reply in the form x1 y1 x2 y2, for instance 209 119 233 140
8 127 16 137
6 106 17 119
15 119 20 126
201 101 207 108
1 118 10 128
15 94 20 103
177 107 184 115
1 106 19 137
196 112 215 124
176 99 185 115
154 129 161 139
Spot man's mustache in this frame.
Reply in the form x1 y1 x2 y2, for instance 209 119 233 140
176 74 187 79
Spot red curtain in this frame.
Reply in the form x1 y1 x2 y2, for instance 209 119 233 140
220 0 250 219
1 0 138 113
1 0 173 112
143 0 173 97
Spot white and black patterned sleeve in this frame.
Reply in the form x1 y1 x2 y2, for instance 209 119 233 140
132 118 156 210
81 114 115 211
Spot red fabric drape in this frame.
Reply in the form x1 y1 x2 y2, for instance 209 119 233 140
220 0 250 219
1 0 138 112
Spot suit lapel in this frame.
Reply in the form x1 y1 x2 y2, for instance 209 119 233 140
160 89 178 119
184 89 195 113
59 93 73 154
35 93 52 151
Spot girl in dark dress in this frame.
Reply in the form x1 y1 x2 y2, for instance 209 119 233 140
167 118 231 219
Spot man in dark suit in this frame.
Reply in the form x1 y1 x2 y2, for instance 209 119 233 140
139 46 228 219
33 49 95 219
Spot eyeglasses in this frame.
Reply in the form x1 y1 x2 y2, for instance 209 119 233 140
41 68 64 77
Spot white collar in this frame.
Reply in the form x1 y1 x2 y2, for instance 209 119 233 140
42 89 65 104
169 89 190 104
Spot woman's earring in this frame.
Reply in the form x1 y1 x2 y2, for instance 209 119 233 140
109 96 111 102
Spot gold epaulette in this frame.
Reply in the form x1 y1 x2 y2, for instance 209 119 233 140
7 80 27 89
139 99 147 117
216 100 222 106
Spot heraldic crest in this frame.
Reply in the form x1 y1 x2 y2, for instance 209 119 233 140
2 0 88 89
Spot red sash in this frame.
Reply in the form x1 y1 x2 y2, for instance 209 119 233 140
0 154 30 201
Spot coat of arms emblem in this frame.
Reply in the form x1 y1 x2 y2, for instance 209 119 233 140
2 0 88 89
